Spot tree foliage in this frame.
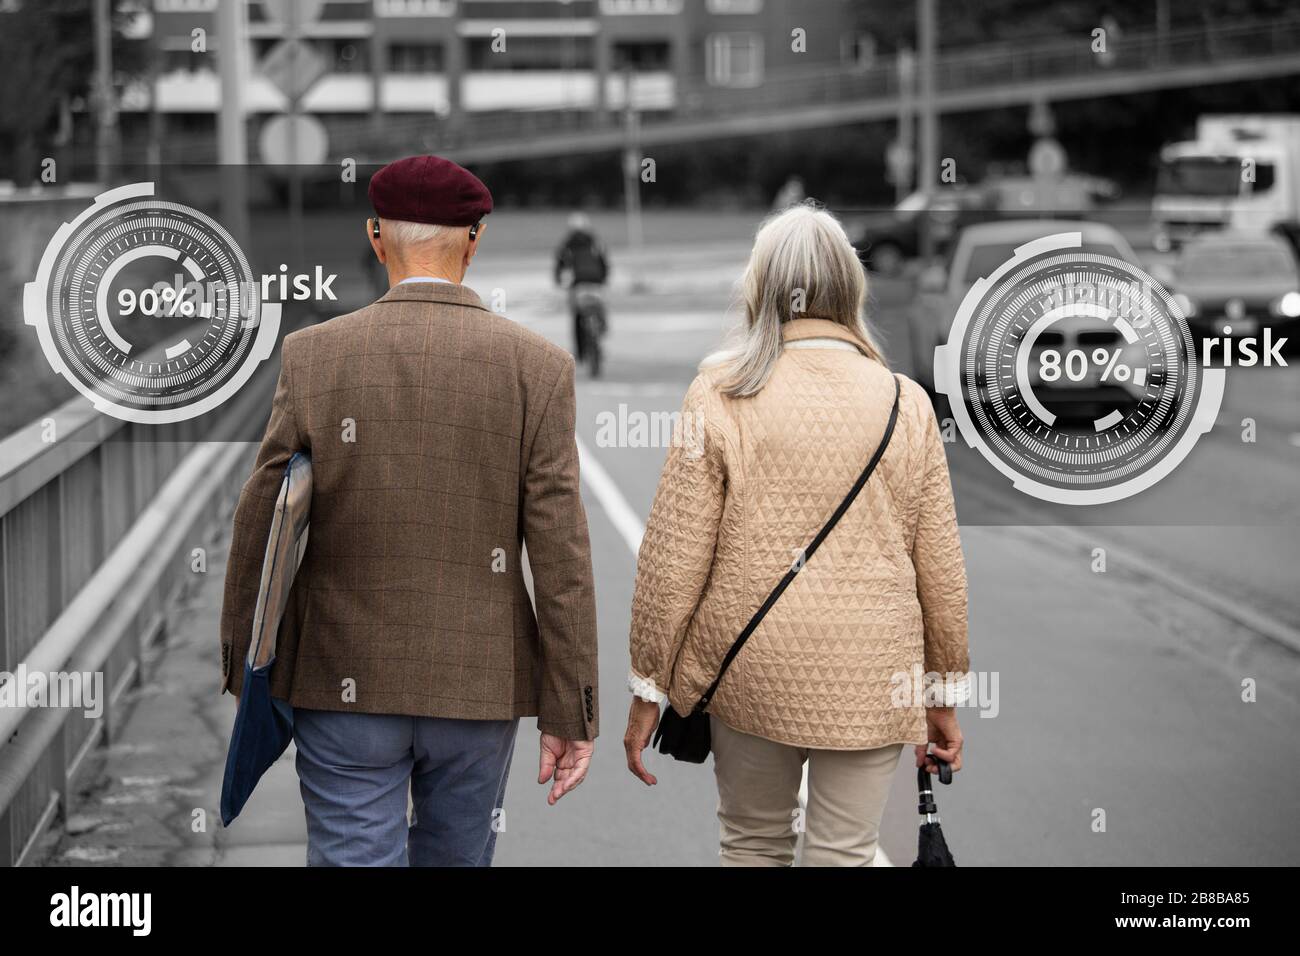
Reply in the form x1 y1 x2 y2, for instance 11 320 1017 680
0 0 144 185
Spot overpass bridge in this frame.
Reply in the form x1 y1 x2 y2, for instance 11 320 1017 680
340 15 1300 165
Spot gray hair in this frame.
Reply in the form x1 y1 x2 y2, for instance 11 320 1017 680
706 202 885 398
381 218 469 255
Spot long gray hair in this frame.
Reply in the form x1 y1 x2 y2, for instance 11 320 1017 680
707 202 886 398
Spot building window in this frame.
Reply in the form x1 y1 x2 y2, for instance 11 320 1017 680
155 0 217 11
706 32 762 87
460 1 596 17
331 39 370 73
250 38 368 74
161 48 206 73
706 0 762 13
600 0 682 13
388 42 446 73
375 0 455 16
841 33 876 69
612 40 671 72
466 36 595 71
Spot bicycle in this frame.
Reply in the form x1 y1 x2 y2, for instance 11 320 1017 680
571 283 607 378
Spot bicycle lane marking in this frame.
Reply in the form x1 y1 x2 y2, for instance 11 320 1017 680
576 434 646 557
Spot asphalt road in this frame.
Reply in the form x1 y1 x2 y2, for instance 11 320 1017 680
465 235 1300 867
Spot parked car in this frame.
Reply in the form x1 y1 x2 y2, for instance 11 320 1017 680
908 219 1146 422
852 186 996 276
855 176 1117 277
1166 232 1300 338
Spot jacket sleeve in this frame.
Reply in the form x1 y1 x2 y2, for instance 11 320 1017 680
219 335 306 695
628 375 726 706
909 393 971 706
523 353 600 740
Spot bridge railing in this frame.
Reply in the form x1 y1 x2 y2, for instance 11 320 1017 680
934 15 1300 92
323 13 1300 163
0 349 278 866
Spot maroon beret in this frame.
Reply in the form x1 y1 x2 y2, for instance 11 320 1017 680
368 155 493 227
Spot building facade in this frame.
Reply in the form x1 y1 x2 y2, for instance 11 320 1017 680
131 0 865 160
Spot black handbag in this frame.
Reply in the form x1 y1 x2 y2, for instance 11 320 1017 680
653 375 902 763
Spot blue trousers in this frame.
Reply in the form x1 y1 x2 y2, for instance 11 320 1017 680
292 708 519 867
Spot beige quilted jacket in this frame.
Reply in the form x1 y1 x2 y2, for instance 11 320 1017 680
628 318 970 750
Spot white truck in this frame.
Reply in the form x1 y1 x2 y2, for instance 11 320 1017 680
1152 114 1300 251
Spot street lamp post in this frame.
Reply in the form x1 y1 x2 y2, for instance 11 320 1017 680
216 0 250 249
93 0 118 186
622 70 643 274
917 0 937 262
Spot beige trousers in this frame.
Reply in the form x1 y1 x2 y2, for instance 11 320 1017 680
710 717 904 867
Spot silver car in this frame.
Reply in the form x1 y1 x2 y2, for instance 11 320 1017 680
908 219 1148 422
1166 232 1300 338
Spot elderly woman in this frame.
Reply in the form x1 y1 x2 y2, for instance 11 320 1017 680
623 202 970 867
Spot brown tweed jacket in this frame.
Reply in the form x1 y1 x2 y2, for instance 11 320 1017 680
219 281 599 740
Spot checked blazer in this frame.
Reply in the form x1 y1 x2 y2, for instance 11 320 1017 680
219 281 599 740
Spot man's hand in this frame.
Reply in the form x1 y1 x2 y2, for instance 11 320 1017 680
915 706 964 773
623 698 661 786
538 734 594 805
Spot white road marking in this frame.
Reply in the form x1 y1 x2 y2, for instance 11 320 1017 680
576 434 645 558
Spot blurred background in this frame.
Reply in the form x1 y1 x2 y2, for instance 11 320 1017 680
1 0 1298 868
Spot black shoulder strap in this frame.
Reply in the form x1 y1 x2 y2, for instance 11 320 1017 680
692 374 903 714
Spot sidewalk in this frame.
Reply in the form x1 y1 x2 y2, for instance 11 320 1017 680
36 530 307 867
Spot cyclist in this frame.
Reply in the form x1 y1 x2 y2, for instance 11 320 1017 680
553 213 609 364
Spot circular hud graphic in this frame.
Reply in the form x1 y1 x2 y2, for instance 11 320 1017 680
24 183 281 424
934 232 1225 505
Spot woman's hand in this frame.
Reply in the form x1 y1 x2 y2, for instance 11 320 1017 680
915 706 964 773
624 698 662 786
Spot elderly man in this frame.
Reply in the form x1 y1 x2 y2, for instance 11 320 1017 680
219 155 599 866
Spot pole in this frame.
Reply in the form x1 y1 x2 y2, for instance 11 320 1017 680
369 15 385 145
1156 0 1169 65
622 70 643 256
917 0 937 261
896 46 915 203
93 0 117 186
216 0 250 248
287 2 305 271
147 23 162 187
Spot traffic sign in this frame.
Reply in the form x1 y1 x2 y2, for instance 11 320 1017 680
259 113 329 166
260 37 330 103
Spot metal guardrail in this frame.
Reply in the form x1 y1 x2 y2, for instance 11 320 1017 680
0 341 281 866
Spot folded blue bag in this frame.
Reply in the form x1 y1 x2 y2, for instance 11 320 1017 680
220 452 311 826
